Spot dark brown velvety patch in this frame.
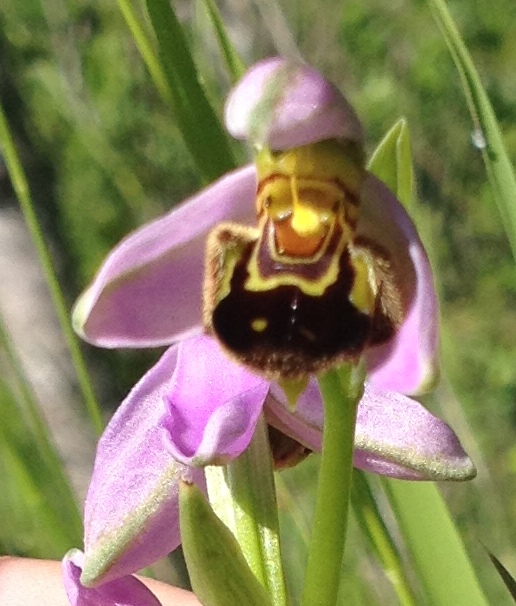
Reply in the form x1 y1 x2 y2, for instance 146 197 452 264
210 235 373 379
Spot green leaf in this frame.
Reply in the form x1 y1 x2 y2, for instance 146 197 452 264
145 0 236 182
205 416 288 605
367 118 414 209
426 0 516 263
180 481 273 606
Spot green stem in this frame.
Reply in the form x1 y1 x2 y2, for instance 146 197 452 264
205 415 288 606
301 364 362 606
0 97 103 436
351 471 417 606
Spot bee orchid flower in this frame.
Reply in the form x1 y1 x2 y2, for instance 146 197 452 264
67 58 475 593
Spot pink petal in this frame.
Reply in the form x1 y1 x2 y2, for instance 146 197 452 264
82 345 205 586
265 380 475 481
359 175 440 394
225 57 363 150
63 550 162 606
73 166 257 348
161 335 270 466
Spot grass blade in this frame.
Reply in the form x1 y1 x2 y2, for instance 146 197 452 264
116 0 172 103
0 378 82 556
487 551 516 601
383 480 489 606
351 471 417 606
0 96 103 436
202 0 246 83
145 0 236 182
427 0 516 263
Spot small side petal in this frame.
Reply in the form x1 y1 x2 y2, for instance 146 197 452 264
359 174 440 395
82 346 205 586
63 550 162 606
161 336 269 466
225 57 363 150
354 386 476 481
73 166 257 348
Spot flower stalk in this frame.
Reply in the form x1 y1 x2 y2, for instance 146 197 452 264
301 363 364 606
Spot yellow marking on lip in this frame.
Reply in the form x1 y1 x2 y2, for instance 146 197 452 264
245 216 350 297
254 140 366 261
255 140 365 195
251 317 268 332
290 175 325 238
349 253 376 315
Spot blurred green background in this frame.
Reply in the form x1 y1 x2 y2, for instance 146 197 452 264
0 0 515 603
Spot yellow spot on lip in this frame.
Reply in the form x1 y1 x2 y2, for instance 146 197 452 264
290 176 325 238
251 317 268 332
291 204 323 237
